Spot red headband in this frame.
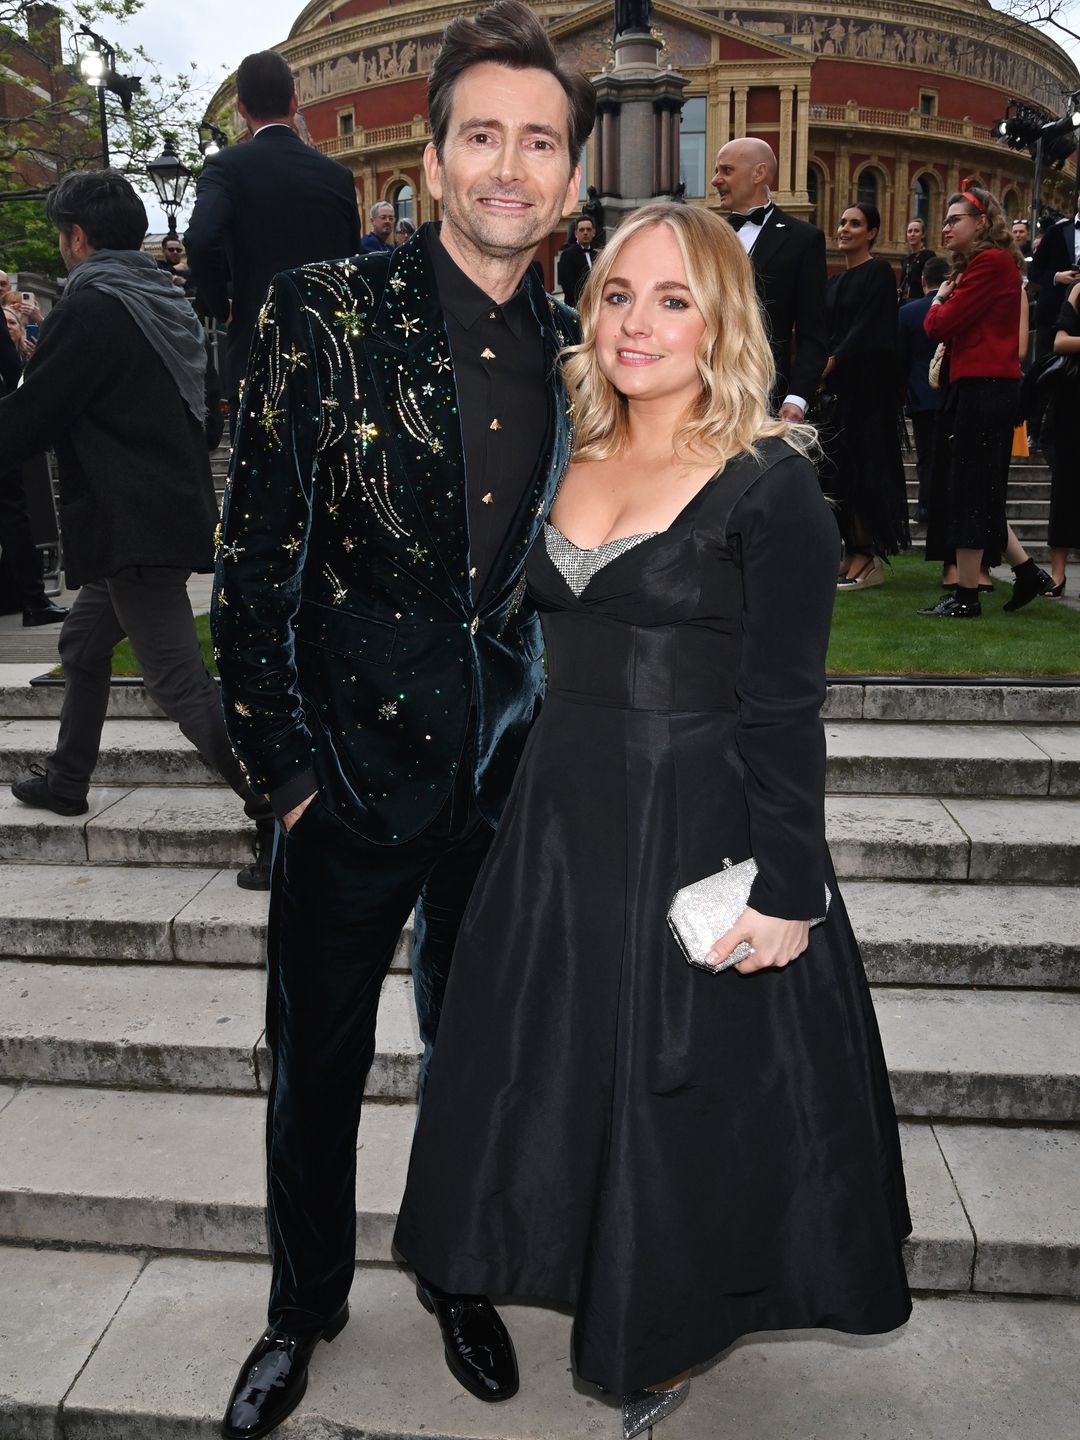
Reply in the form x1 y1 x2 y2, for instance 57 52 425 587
960 179 985 214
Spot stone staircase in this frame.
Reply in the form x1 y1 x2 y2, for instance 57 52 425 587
1 672 1079 1438
906 456 1053 559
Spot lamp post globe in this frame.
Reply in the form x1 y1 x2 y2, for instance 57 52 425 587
79 45 106 84
148 135 193 236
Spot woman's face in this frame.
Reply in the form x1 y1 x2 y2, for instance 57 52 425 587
837 208 877 255
941 204 983 257
595 225 706 411
4 307 20 341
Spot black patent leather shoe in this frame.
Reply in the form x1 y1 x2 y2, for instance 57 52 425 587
415 1276 519 1402
917 595 981 619
22 599 68 627
220 1303 348 1439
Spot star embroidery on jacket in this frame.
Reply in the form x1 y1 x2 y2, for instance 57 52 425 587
422 384 434 396
335 306 365 339
353 419 379 444
432 354 452 373
283 535 302 557
218 540 245 564
283 344 309 373
324 565 348 605
389 274 406 293
259 401 284 447
379 700 399 720
428 437 444 454
234 701 252 718
408 541 429 564
396 314 421 339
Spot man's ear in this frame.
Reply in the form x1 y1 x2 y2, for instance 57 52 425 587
561 163 582 218
288 93 299 121
423 142 444 202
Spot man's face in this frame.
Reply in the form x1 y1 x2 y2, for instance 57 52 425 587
906 221 925 250
372 205 395 241
575 219 595 248
163 241 183 265
424 62 580 263
1012 221 1029 244
710 142 767 212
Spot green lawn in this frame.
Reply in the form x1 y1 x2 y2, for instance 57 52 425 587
93 556 1080 681
825 553 1080 677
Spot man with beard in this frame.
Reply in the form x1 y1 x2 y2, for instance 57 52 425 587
213 3 594 1434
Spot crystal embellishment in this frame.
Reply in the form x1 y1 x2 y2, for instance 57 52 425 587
544 524 657 599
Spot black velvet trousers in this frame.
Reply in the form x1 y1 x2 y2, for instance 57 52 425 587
264 746 494 1333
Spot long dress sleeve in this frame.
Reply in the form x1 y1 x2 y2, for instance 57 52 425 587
728 454 839 919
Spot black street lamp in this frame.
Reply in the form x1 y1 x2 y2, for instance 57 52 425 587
198 122 230 159
78 25 141 169
147 135 193 241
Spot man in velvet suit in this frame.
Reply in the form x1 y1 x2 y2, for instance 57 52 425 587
213 4 595 1435
711 137 828 420
184 50 361 406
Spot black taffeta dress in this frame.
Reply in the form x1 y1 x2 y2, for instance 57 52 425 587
393 439 912 1395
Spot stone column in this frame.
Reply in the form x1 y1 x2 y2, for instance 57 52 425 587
658 105 672 192
794 84 809 205
734 85 748 139
779 85 794 195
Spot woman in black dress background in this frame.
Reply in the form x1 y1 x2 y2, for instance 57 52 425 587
394 202 911 1437
821 203 910 589
1045 280 1080 596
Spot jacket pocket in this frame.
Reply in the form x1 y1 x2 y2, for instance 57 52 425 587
294 599 397 665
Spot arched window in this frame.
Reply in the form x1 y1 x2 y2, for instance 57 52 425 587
1002 188 1021 219
912 175 929 228
679 97 707 198
391 181 413 224
807 166 821 229
856 168 878 210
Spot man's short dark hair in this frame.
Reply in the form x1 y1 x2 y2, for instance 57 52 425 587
428 0 595 165
923 255 951 288
46 169 147 251
236 50 296 120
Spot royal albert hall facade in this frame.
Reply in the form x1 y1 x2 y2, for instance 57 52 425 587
217 0 1080 282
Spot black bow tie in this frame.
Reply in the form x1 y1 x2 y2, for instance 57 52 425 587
728 206 769 232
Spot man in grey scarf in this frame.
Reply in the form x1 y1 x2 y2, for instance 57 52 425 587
1 169 274 889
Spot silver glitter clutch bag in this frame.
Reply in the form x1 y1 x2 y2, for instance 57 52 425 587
668 857 831 973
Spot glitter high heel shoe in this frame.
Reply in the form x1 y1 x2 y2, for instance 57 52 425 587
622 1378 690 1439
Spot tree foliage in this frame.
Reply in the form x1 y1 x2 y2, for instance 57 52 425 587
0 196 62 275
0 1 223 195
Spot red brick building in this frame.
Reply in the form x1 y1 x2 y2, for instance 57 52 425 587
210 1 1080 278
0 4 86 190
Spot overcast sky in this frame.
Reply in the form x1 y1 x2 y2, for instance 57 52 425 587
114 0 1080 231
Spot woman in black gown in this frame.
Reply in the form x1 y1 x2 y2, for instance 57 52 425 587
394 202 911 1436
820 203 910 589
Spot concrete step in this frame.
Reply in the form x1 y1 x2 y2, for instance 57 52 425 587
0 964 420 1096
873 987 1080 1121
1 1086 1077 1301
4 790 1079 883
1 867 1075 989
1 960 1076 1121
5 1256 1079 1440
843 881 1080 988
3 719 1078 799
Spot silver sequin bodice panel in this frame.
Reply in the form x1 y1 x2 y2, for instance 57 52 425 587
543 524 658 599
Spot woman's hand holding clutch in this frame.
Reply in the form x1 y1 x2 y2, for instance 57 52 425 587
705 907 811 974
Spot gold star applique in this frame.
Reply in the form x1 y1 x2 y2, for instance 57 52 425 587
322 396 340 412
408 541 429 564
389 274 406 292
379 700 399 720
337 258 359 275
217 590 228 607
353 419 378 444
283 344 308 373
213 522 223 554
234 701 252 718
428 437 444 454
342 536 355 553
481 347 496 360
259 402 284 447
489 418 502 431
219 540 244 563
283 535 302 557
257 302 273 334
335 306 365 339
396 314 421 339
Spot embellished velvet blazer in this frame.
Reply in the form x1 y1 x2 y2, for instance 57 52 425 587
213 226 578 842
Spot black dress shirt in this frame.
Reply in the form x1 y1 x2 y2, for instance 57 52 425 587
428 229 549 594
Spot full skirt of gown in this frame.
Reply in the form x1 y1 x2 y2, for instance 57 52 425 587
394 442 912 1394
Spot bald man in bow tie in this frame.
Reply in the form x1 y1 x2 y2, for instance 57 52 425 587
712 138 828 420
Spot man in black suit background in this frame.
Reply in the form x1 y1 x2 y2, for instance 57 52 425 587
1029 208 1080 358
711 137 827 420
184 50 361 407
557 215 598 308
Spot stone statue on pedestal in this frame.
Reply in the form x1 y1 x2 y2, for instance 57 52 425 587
614 0 652 38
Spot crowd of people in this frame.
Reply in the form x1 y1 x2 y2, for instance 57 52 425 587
0 3 1076 1437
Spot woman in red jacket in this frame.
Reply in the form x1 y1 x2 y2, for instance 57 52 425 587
920 181 1053 617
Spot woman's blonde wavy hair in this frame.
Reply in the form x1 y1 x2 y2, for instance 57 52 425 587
561 201 813 468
